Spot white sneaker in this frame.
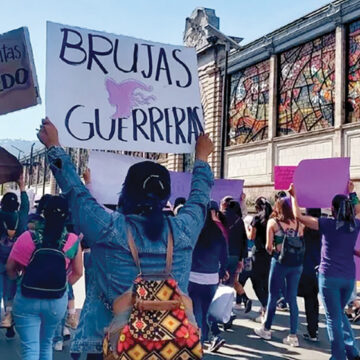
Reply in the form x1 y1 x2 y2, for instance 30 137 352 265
63 326 71 336
254 326 271 340
54 341 63 351
283 335 299 347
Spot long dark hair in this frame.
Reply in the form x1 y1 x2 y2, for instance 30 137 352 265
42 196 69 248
272 197 294 224
196 209 224 248
332 194 357 231
118 161 171 241
255 197 272 226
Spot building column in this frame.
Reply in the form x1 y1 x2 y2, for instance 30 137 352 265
267 54 278 182
334 25 346 157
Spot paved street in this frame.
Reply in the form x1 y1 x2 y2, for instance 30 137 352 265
1 280 359 360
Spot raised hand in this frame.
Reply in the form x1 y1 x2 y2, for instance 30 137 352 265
195 133 214 162
37 117 60 149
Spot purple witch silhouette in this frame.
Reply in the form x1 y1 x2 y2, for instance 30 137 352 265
105 78 156 119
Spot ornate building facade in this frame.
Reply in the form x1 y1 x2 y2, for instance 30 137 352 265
17 0 360 204
178 0 360 202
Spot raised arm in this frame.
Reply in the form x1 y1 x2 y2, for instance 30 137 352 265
37 118 118 247
289 183 319 230
68 243 83 285
175 134 214 248
348 181 360 219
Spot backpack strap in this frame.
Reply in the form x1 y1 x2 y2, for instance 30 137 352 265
275 220 286 234
127 221 174 276
127 228 142 274
165 219 174 275
30 230 42 248
3 213 19 233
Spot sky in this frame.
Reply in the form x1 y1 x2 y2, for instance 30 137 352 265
0 0 330 141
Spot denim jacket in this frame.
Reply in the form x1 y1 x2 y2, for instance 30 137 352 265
47 147 214 353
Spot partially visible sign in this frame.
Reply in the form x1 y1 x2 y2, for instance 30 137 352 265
294 158 350 208
0 147 22 184
88 151 244 206
0 27 40 115
46 22 203 153
274 166 296 190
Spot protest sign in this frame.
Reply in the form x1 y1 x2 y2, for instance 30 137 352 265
46 22 203 153
211 178 244 204
293 158 350 208
0 147 22 184
0 27 40 115
274 166 296 190
88 151 244 206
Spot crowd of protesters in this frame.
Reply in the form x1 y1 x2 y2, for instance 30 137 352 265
0 118 359 360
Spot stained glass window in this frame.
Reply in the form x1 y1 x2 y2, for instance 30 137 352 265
348 20 360 123
228 60 270 145
278 33 335 135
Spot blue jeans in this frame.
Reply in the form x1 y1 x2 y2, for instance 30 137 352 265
0 265 17 309
319 274 359 360
264 257 302 334
13 291 67 360
188 281 217 343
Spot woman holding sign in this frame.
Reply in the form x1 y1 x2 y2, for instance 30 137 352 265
290 182 360 360
37 118 214 360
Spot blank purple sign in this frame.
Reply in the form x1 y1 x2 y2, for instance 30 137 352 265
293 158 350 208
169 172 244 205
274 166 296 190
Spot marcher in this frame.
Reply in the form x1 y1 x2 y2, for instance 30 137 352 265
188 200 228 351
223 200 248 328
254 196 304 347
297 208 322 342
291 182 360 359
0 175 29 331
37 118 214 360
6 196 83 360
248 197 272 321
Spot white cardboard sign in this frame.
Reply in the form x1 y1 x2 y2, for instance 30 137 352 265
46 22 203 153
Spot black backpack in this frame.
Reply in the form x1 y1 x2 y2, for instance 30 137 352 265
277 221 305 267
21 231 68 299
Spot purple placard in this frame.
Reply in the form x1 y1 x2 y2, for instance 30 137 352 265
274 166 296 190
293 158 350 208
169 171 192 204
211 178 244 204
169 172 244 205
